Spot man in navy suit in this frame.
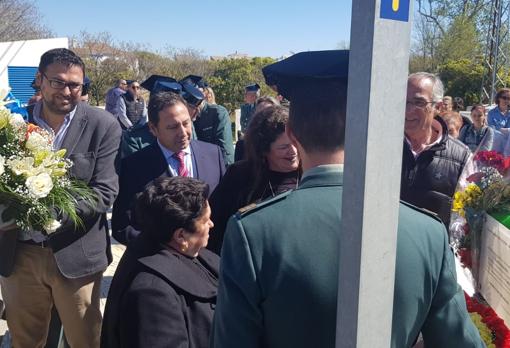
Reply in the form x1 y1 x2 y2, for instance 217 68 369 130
112 91 225 245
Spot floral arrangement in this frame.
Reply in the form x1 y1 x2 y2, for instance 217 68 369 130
452 150 510 273
0 99 95 233
465 292 510 347
454 151 510 217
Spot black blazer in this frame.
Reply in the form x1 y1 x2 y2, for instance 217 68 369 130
101 235 219 348
208 160 255 254
111 141 225 245
0 102 121 278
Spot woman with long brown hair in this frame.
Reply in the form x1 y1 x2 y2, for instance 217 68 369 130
207 105 300 254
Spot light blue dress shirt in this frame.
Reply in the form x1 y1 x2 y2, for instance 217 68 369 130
157 140 194 178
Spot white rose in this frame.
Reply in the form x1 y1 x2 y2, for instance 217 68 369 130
9 113 26 128
26 132 51 152
0 155 4 176
44 219 61 234
25 173 53 198
6 157 34 176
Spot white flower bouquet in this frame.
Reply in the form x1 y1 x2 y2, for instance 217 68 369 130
0 105 96 234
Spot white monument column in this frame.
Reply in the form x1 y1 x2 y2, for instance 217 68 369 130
336 0 413 347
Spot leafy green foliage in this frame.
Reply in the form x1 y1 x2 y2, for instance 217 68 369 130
209 57 276 113
438 58 484 105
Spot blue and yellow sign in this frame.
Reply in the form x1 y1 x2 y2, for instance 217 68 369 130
380 0 410 22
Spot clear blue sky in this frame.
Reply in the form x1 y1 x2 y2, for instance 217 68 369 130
36 0 352 58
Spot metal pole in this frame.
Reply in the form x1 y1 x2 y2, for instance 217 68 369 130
491 0 503 102
336 0 413 346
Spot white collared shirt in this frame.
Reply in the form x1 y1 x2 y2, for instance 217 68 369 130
32 101 77 150
157 140 194 178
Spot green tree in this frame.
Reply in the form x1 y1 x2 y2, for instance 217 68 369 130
71 32 133 106
208 57 276 113
411 0 490 73
435 15 482 63
438 58 484 105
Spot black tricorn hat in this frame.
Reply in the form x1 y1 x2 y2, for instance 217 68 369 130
141 75 179 92
180 74 208 89
245 83 260 92
262 50 349 101
181 82 205 107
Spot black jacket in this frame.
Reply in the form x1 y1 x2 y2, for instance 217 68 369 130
208 160 300 254
400 117 470 228
208 160 255 254
101 235 219 348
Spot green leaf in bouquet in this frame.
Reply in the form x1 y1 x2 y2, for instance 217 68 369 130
47 179 97 231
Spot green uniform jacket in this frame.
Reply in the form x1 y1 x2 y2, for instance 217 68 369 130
211 165 485 348
240 103 256 132
194 103 234 165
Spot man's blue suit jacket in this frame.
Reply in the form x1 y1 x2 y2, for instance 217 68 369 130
111 140 225 245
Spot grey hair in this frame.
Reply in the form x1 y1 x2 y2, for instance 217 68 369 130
408 72 444 103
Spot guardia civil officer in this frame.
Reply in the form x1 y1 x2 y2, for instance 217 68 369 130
180 75 235 165
211 50 485 348
240 83 260 133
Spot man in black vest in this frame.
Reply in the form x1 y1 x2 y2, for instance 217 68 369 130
401 72 471 228
116 80 148 130
180 75 235 165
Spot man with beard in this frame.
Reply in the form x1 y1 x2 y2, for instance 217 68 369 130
112 91 225 245
0 48 121 348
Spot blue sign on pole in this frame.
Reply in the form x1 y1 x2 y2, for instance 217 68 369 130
380 0 410 22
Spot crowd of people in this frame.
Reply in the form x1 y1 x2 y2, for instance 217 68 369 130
438 89 510 154
0 47 490 347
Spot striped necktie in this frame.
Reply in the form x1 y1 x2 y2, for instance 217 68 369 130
173 151 189 177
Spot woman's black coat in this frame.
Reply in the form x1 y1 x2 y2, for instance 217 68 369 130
101 235 219 348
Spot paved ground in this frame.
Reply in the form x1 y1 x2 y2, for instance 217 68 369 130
0 238 126 347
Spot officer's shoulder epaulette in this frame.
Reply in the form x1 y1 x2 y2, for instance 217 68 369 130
236 190 292 218
399 200 443 224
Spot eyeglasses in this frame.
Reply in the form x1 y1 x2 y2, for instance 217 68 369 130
406 99 435 109
131 85 140 90
42 72 83 91
500 96 510 101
